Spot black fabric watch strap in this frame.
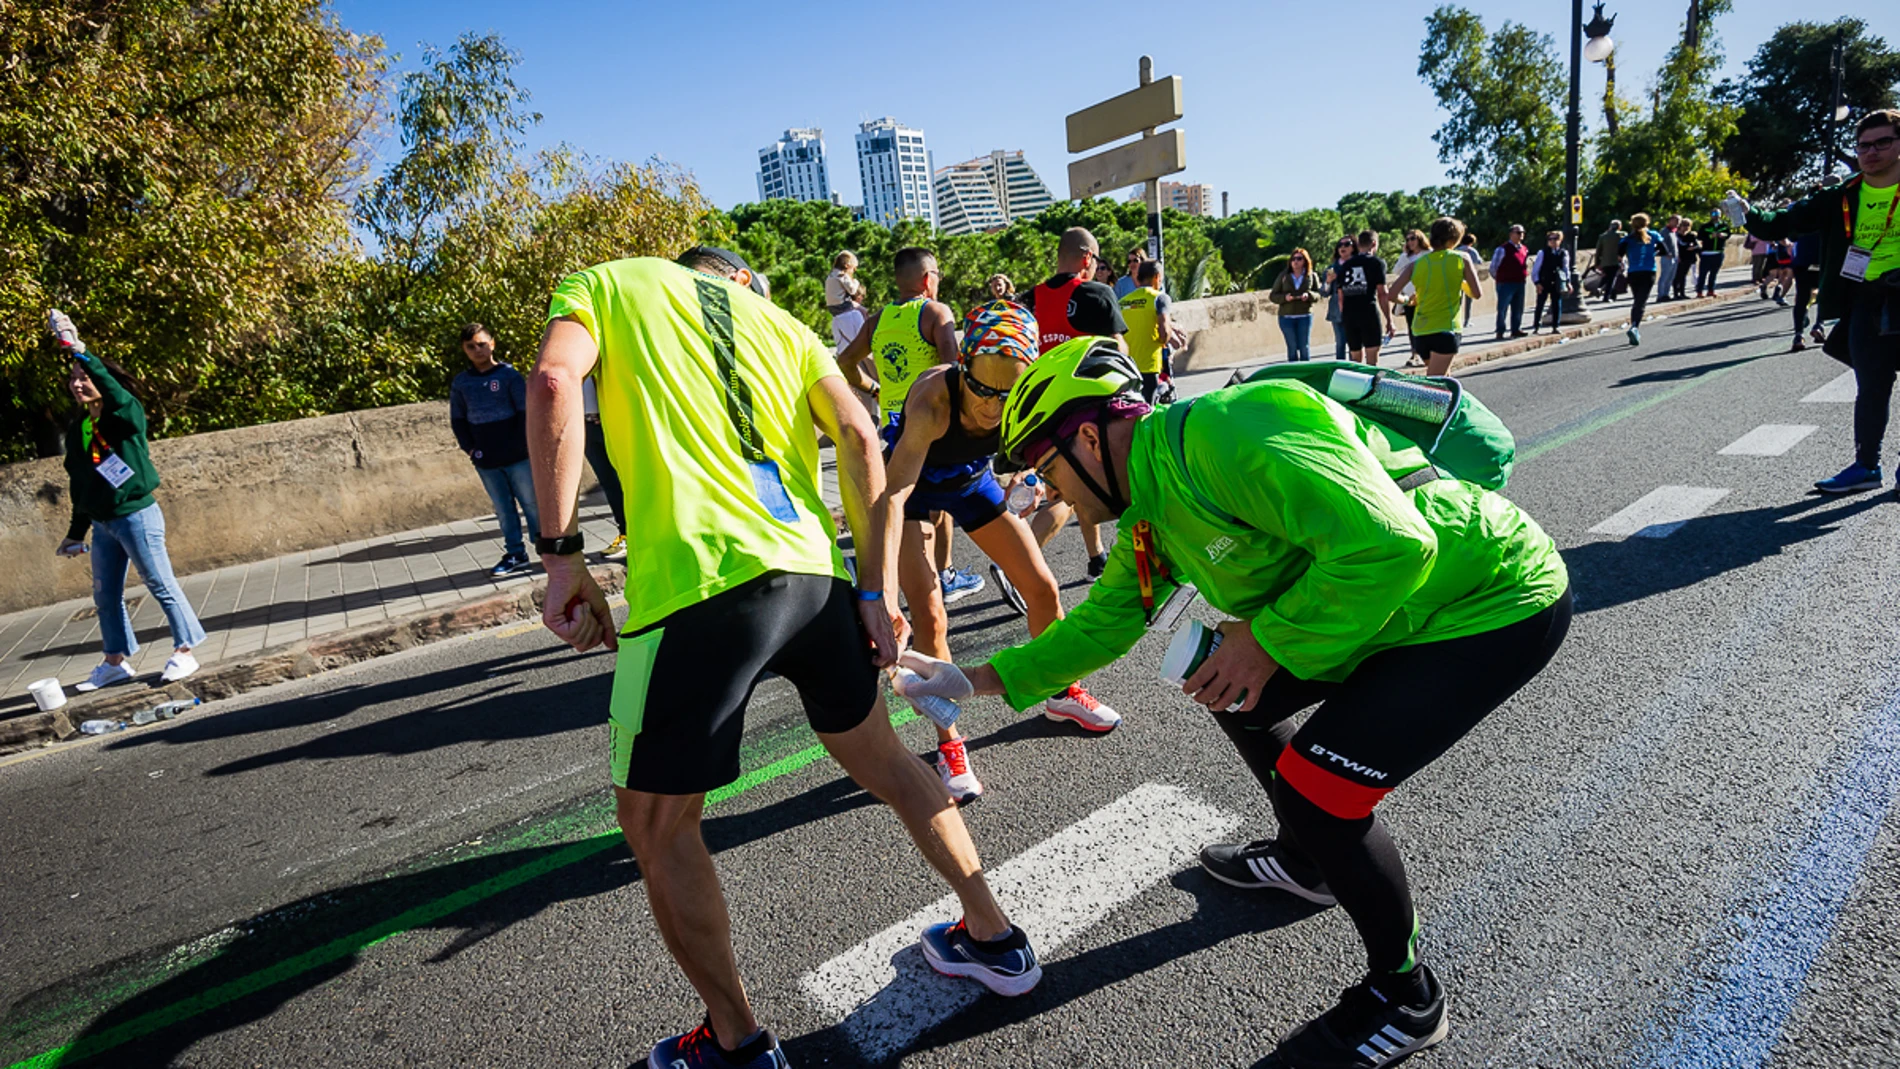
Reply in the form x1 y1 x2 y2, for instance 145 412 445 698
535 533 585 556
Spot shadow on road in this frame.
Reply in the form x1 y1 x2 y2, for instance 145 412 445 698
779 867 1323 1068
100 644 589 773
1565 493 1887 615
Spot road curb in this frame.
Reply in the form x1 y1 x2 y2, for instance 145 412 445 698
0 562 626 756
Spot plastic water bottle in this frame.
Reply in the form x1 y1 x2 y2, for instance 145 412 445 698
152 698 199 720
79 719 125 735
1326 367 1454 424
894 668 961 729
1007 475 1040 514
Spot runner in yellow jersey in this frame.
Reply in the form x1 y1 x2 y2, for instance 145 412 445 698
836 246 985 604
525 248 1042 1069
1116 259 1176 402
1384 217 1485 377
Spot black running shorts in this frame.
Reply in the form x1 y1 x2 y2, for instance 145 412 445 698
1409 331 1460 358
609 571 878 794
1340 306 1385 351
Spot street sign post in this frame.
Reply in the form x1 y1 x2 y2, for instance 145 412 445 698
1065 57 1184 265
1570 194 1584 225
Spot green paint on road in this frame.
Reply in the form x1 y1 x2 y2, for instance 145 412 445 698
5 709 918 1068
1517 358 1760 465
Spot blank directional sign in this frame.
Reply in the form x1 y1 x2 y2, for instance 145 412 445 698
1065 75 1183 153
1068 128 1186 200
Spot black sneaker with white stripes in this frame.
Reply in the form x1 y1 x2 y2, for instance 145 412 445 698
1273 965 1448 1068
1199 838 1338 906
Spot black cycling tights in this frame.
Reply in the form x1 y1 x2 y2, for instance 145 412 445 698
1212 588 1573 974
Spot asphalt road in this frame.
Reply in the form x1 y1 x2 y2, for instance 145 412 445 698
5 289 1899 1069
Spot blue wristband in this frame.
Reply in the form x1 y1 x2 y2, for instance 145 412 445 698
856 589 884 602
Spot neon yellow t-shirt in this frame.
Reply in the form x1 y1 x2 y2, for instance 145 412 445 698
1118 287 1165 373
871 296 940 418
548 257 848 632
1859 180 1900 279
1409 250 1468 336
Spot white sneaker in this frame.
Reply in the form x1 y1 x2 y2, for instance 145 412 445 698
75 661 135 692
1044 683 1121 732
936 738 983 804
160 651 199 683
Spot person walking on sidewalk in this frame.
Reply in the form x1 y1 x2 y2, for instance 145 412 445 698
1337 230 1391 366
1673 223 1701 299
1323 236 1356 361
824 251 867 350
1655 215 1682 303
526 249 1042 1069
48 311 206 691
1530 230 1573 335
1385 217 1483 376
1697 209 1732 297
1732 109 1900 496
451 323 541 578
1620 213 1665 346
1593 220 1626 303
580 375 627 561
1270 248 1324 362
1489 225 1531 339
896 340 1571 1069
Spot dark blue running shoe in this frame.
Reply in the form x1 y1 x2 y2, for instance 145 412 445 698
1815 463 1883 494
919 919 1042 996
647 1020 788 1068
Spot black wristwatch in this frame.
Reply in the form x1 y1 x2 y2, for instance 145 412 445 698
535 533 586 556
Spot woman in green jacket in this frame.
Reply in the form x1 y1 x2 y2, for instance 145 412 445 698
897 338 1570 1069
50 311 205 690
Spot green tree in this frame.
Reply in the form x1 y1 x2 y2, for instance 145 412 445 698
0 0 384 460
1588 0 1749 229
1721 19 1900 198
1417 7 1568 243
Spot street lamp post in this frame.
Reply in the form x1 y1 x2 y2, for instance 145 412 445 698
1563 0 1615 321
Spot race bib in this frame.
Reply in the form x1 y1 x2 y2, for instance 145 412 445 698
1842 245 1874 283
95 453 134 488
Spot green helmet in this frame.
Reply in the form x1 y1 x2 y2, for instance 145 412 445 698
997 337 1143 470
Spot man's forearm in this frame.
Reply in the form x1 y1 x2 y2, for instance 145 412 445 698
527 367 588 539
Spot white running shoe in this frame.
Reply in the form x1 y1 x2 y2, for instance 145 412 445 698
75 661 134 692
160 651 199 683
1044 683 1121 732
936 737 983 804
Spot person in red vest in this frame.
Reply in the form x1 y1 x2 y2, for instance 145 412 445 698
1019 227 1125 582
1488 224 1531 341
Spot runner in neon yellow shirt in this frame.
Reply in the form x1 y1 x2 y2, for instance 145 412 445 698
1384 217 1484 376
525 247 1042 1068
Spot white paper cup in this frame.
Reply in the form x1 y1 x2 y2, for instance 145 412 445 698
1160 621 1223 687
28 677 66 712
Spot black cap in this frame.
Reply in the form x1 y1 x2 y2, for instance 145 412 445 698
677 246 769 298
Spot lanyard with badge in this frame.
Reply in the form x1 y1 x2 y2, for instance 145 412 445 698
1841 182 1900 282
82 416 135 488
1131 519 1200 630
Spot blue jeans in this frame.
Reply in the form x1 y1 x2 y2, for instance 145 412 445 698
1330 316 1348 359
476 458 541 557
1494 282 1526 335
91 503 206 657
1279 316 1313 361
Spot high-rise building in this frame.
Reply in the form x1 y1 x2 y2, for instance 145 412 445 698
932 150 1057 235
1163 181 1217 217
756 128 831 203
856 117 935 228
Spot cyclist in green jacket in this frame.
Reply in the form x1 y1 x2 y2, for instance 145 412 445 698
897 338 1572 1069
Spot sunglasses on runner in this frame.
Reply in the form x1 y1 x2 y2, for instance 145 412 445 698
1857 135 1898 154
963 372 1010 399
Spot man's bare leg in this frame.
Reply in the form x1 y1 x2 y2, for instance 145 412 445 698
615 789 758 1049
820 697 1010 939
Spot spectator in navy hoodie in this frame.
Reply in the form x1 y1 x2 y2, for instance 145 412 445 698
451 323 540 577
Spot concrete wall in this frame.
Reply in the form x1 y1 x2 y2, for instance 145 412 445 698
0 402 591 615
1171 235 1754 373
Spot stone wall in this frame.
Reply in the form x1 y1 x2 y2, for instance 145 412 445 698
0 402 592 614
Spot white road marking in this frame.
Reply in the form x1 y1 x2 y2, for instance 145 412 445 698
1800 371 1856 403
1717 424 1819 457
798 782 1239 1061
1589 486 1732 539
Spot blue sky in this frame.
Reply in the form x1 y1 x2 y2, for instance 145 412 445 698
329 0 1894 214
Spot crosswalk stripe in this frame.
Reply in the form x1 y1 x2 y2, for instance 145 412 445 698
1589 486 1731 539
797 783 1239 1062
1800 371 1856 403
1717 424 1818 457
